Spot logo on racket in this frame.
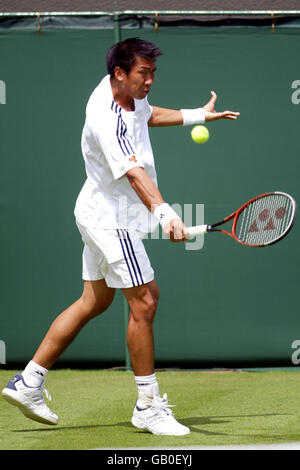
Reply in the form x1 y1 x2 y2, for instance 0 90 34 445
248 207 287 233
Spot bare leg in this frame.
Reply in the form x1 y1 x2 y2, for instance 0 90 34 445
128 280 190 436
122 280 159 376
33 280 115 369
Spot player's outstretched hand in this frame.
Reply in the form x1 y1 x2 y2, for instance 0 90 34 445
203 91 240 121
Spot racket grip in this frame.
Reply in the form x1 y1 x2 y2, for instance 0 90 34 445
185 225 208 239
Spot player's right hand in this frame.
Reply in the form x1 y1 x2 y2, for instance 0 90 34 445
164 219 187 243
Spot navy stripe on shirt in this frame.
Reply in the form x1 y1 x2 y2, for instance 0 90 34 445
111 100 135 157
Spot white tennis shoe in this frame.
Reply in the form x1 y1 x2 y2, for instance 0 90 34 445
131 393 190 436
2 374 58 425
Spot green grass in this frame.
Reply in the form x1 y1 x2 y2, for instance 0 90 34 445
1 369 300 450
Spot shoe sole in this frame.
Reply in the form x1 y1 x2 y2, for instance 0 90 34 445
2 388 58 425
131 416 190 436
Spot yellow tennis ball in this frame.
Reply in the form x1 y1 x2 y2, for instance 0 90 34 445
191 125 210 144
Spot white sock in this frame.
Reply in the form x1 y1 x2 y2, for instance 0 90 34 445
22 360 48 388
135 373 159 409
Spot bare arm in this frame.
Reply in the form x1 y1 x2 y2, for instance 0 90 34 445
148 91 240 127
126 167 186 242
126 166 164 211
148 106 183 127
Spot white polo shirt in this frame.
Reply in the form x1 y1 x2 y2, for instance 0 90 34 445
74 75 159 233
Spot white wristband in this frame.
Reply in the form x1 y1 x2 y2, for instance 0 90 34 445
180 108 206 126
153 203 181 229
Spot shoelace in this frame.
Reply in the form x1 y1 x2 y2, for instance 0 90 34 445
151 394 175 417
40 382 51 401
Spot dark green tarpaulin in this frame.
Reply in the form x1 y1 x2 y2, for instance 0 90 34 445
0 24 299 367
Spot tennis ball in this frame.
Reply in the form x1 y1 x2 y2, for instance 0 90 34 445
191 125 209 144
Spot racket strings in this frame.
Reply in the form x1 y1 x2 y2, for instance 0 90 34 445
236 194 294 246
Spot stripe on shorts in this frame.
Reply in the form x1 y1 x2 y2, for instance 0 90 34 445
117 229 144 287
124 230 144 285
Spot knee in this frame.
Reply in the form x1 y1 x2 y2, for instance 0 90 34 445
131 290 159 326
79 294 113 320
145 295 159 320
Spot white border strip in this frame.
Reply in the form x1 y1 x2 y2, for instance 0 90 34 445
92 442 300 450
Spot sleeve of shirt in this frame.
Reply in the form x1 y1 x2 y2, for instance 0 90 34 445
87 101 144 180
145 97 153 122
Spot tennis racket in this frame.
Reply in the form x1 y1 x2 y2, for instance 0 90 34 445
185 191 296 247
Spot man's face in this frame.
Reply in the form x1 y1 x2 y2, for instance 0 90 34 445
120 56 157 100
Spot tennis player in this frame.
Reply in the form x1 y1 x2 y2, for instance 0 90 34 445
2 38 239 436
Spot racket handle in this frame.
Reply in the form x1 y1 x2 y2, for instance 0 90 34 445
185 225 208 239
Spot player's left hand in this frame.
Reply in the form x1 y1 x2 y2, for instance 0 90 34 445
203 91 240 121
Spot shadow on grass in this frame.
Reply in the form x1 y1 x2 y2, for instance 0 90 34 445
13 412 291 437
13 423 132 433
180 413 293 436
182 413 290 426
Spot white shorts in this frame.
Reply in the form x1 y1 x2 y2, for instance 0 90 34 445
76 223 154 289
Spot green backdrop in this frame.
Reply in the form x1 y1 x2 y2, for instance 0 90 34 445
0 24 299 367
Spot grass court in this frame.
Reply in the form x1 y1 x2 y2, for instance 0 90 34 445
1 368 300 450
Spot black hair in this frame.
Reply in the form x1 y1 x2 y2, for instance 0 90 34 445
106 37 162 77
